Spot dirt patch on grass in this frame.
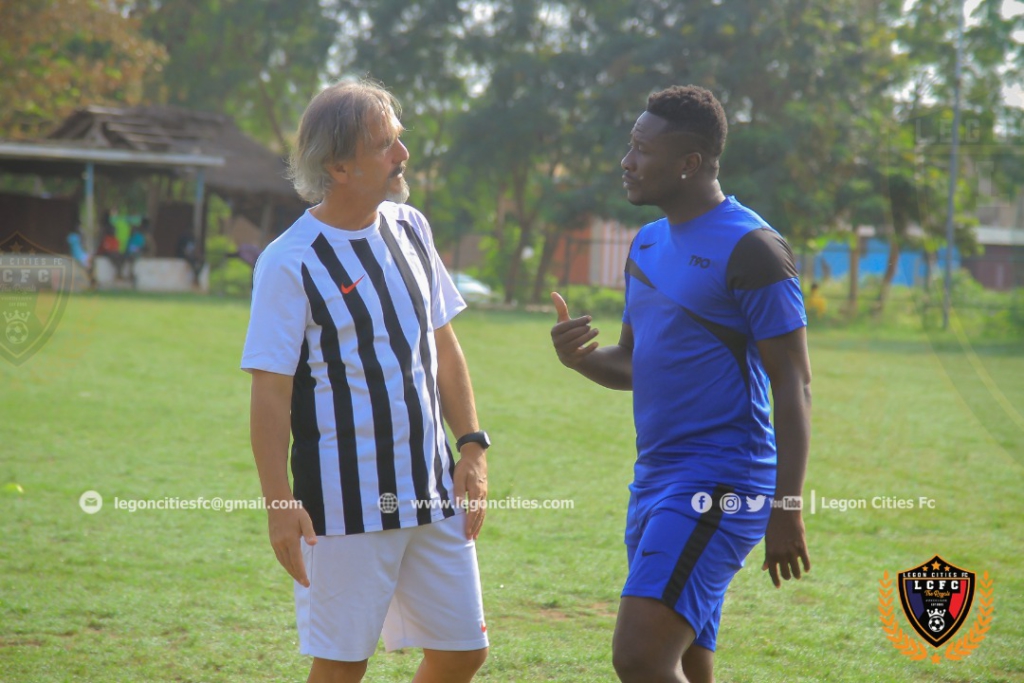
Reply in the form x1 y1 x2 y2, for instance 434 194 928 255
0 637 44 647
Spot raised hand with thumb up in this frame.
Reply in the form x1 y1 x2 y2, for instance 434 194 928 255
549 291 600 369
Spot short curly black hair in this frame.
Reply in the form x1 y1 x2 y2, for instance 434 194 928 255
646 85 728 158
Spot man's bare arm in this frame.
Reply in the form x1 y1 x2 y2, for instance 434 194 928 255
250 369 317 587
757 327 812 588
550 292 633 390
434 322 488 540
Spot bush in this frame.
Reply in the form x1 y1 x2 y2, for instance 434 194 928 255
560 285 625 318
205 235 234 271
905 270 1024 338
205 235 253 297
757 272 1023 339
208 258 253 297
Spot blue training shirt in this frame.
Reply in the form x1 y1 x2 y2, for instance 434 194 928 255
623 196 806 497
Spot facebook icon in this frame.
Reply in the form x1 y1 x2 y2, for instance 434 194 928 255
690 492 713 514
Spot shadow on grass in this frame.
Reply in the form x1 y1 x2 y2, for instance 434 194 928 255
72 290 252 308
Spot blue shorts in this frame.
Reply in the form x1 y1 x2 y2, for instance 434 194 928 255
622 485 770 651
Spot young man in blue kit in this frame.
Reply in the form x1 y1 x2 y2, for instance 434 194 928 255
550 85 812 683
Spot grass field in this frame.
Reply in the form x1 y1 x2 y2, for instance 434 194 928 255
1 292 1022 682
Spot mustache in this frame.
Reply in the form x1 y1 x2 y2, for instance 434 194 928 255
391 165 406 178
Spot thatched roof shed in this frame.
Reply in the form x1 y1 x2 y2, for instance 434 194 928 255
49 105 303 215
0 105 305 271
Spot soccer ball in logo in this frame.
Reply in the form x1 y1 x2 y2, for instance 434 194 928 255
927 609 946 633
5 320 29 345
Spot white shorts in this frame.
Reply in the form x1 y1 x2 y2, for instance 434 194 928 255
295 513 488 662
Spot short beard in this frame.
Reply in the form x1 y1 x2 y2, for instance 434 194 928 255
386 176 410 204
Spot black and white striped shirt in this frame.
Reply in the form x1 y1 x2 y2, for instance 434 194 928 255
241 202 466 536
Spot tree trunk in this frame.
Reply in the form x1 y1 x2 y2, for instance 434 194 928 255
504 220 533 304
257 77 288 153
421 112 446 219
492 185 507 254
502 173 531 304
530 226 560 304
847 236 860 315
874 239 900 315
800 244 814 285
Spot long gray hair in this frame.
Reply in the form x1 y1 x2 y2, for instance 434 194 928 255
288 78 402 203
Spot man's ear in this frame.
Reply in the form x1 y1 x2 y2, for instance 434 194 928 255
681 151 703 178
327 161 351 185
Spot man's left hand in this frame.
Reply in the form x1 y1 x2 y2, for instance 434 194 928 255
453 446 487 540
762 508 811 588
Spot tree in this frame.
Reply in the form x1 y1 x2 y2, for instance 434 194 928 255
327 1 589 302
132 0 335 150
0 0 166 139
865 0 1024 312
327 0 477 244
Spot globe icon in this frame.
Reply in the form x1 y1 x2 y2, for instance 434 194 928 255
378 492 399 514
6 321 29 345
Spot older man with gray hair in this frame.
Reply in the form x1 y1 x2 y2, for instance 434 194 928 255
241 78 491 683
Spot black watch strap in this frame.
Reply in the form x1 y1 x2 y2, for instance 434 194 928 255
455 430 491 451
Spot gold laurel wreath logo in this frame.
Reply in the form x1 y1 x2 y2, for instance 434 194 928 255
878 571 994 664
945 573 994 661
878 572 928 661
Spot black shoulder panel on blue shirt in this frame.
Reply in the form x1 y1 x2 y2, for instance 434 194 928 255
681 306 750 388
626 257 655 290
726 228 798 291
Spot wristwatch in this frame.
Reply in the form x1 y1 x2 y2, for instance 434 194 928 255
455 430 491 452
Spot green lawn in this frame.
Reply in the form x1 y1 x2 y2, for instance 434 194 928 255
1 293 1021 682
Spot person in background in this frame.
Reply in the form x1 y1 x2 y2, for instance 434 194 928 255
806 282 827 319
67 225 90 269
120 218 149 285
110 207 133 256
96 211 125 280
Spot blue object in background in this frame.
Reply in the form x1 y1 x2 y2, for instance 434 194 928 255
67 232 89 267
809 239 959 285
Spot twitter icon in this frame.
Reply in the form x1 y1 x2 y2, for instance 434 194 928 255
746 495 766 512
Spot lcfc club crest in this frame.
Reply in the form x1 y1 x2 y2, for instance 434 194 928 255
0 232 72 365
898 556 973 647
878 555 994 664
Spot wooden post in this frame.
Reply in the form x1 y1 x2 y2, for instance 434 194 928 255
83 162 96 253
192 169 205 244
192 169 206 285
145 176 161 256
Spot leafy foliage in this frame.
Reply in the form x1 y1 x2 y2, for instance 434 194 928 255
0 0 166 138
2 0 1022 308
132 0 335 150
